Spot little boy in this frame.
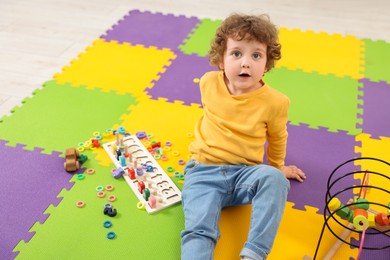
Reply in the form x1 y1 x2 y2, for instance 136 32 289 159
181 13 306 260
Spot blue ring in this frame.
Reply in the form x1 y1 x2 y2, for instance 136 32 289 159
107 231 116 239
104 220 112 228
118 126 125 134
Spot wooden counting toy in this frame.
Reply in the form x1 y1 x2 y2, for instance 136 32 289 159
103 135 182 214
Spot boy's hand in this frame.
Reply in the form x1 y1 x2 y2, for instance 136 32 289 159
282 165 306 183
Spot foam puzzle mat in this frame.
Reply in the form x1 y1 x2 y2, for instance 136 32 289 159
1 9 389 260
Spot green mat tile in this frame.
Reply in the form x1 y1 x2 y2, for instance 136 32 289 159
0 81 137 154
264 67 362 135
179 18 222 56
363 39 390 83
14 152 183 259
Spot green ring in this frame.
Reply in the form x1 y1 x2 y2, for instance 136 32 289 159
76 174 85 180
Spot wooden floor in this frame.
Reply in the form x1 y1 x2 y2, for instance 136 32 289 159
0 0 389 117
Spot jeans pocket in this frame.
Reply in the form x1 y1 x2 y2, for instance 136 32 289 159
184 159 200 176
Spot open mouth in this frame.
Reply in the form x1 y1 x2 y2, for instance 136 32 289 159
239 73 250 77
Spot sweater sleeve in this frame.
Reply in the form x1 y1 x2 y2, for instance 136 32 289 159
266 96 290 170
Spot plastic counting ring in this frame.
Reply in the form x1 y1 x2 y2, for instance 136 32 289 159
77 147 85 153
107 232 116 239
76 174 85 180
108 195 116 202
103 220 112 228
186 132 194 138
118 126 126 134
105 184 114 191
86 168 95 175
163 146 171 152
104 203 113 209
93 131 100 137
178 159 185 165
174 172 181 178
172 151 180 157
154 154 161 160
147 134 153 139
193 78 200 83
166 166 174 172
76 201 85 208
137 201 145 210
84 140 92 149
78 142 85 147
96 185 104 192
97 191 106 198
165 141 172 146
95 135 103 141
178 174 185 181
161 155 168 161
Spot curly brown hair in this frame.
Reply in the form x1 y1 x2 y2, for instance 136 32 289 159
209 13 281 71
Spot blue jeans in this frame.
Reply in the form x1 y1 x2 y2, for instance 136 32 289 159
181 160 290 260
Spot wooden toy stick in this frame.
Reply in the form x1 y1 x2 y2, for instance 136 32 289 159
322 223 354 260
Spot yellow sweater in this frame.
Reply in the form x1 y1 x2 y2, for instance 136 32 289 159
189 71 290 170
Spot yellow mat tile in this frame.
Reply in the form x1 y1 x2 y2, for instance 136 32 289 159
278 28 364 79
215 202 357 259
54 39 176 95
355 133 390 211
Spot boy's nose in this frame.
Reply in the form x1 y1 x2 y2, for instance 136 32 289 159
241 63 250 68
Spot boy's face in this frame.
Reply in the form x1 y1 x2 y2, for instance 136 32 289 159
220 36 268 95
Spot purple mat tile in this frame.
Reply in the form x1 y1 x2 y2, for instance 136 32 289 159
282 124 359 211
0 140 75 259
146 52 214 105
360 79 390 139
350 233 390 260
101 10 200 50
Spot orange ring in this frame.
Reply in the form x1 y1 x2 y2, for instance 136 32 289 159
76 201 85 208
86 168 95 175
108 195 116 202
105 184 114 191
97 191 106 198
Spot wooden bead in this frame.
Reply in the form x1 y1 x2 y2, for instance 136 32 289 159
355 198 369 210
375 212 390 226
353 215 369 231
353 208 368 218
335 205 351 219
328 198 341 211
367 213 376 228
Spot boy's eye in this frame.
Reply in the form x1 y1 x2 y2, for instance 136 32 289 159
232 51 241 57
252 53 261 59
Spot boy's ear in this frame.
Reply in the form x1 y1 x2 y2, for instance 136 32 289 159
219 62 224 70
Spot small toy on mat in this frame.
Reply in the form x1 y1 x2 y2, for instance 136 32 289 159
103 133 182 214
64 148 80 172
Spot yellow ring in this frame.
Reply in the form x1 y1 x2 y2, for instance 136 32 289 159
137 201 145 210
77 147 85 153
